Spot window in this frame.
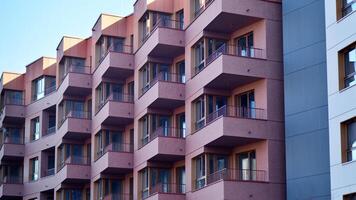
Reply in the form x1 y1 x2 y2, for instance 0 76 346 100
195 97 205 130
342 117 356 162
176 167 186 193
340 44 356 88
33 77 45 100
141 168 149 199
207 38 226 58
342 0 356 17
141 115 149 146
63 189 82 200
31 117 40 141
176 113 186 138
59 57 85 81
128 81 134 100
194 40 205 74
236 90 256 118
195 154 206 189
236 32 254 57
176 61 186 83
344 192 356 200
176 10 184 29
237 151 257 181
194 0 204 17
30 157 39 181
4 90 23 105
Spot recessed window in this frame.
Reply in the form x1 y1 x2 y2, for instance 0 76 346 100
339 43 356 89
31 117 40 141
30 157 39 181
341 117 356 163
342 0 356 17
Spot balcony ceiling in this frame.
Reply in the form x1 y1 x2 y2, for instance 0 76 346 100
206 13 260 34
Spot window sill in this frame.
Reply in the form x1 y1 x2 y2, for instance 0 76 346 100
342 159 356 166
337 10 356 23
339 82 356 93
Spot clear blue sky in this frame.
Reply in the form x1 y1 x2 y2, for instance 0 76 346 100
0 0 135 74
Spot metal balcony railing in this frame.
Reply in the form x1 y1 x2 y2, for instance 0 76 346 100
195 168 266 190
96 142 133 159
195 43 265 75
141 18 184 45
140 72 185 97
97 93 134 113
149 183 186 196
195 105 266 131
0 175 23 185
58 155 90 171
139 127 186 148
43 168 55 177
193 0 215 19
58 110 91 128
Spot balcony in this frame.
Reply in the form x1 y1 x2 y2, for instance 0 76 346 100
0 98 25 126
190 169 270 200
137 19 184 59
135 127 185 164
137 73 185 112
57 111 91 139
92 143 133 175
0 176 23 199
94 45 134 82
143 183 185 200
187 0 280 39
57 65 92 96
57 156 90 182
188 44 281 95
94 93 134 127
0 135 24 160
187 106 282 151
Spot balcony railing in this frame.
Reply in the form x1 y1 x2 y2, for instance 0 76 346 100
139 127 185 148
195 44 264 76
58 110 91 128
149 183 186 196
102 193 133 200
193 0 215 19
45 126 56 136
342 0 356 17
140 72 185 97
58 155 90 171
60 65 91 84
0 176 23 185
141 18 184 45
195 168 266 190
195 105 266 131
97 44 133 68
96 142 133 159
43 168 55 177
206 168 266 185
97 93 134 113
0 134 24 147
0 96 24 115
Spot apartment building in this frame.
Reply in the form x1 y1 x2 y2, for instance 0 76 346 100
0 0 285 199
325 0 356 200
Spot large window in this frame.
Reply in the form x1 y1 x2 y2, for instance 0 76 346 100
141 168 149 199
342 117 356 163
140 114 172 147
236 32 254 57
193 40 205 74
96 179 123 200
341 44 356 88
31 117 40 141
194 97 205 130
341 0 356 17
236 90 256 118
95 130 124 158
237 151 257 181
33 77 45 100
30 157 39 181
195 154 206 189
